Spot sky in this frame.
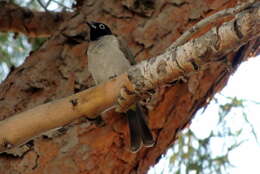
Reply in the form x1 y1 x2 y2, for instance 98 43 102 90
149 55 260 174
220 56 260 174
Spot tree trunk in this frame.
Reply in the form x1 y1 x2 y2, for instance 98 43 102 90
0 0 258 174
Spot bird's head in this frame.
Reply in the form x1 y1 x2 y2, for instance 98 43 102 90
87 21 112 41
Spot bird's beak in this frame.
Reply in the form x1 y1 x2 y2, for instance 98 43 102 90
86 21 96 29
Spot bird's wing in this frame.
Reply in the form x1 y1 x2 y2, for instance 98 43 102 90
118 36 136 65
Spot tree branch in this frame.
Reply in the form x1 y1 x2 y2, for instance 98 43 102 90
170 0 256 48
0 1 73 37
117 3 260 111
0 74 132 152
0 3 259 153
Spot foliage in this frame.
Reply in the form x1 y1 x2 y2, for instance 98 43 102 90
0 33 31 81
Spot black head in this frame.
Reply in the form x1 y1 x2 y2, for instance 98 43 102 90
87 21 112 41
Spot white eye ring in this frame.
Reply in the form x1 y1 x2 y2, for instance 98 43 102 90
99 24 105 29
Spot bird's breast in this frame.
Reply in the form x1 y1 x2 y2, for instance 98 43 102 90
87 35 131 85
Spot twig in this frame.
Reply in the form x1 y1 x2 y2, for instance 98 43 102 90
36 0 49 12
46 0 51 8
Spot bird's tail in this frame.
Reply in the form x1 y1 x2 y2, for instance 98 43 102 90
136 103 155 147
126 103 154 152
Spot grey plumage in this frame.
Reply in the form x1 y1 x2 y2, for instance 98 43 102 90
88 35 131 84
87 21 154 152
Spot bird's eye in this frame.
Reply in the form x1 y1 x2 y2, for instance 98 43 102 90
99 24 105 29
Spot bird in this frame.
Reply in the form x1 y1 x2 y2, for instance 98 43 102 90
87 21 154 152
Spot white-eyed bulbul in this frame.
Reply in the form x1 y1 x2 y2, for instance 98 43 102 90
87 21 154 152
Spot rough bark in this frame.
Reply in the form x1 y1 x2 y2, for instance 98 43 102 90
0 2 72 37
0 0 259 174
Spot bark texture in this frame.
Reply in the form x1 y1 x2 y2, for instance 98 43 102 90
0 0 259 174
0 2 72 37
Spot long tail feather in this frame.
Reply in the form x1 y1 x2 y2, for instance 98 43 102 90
126 110 142 152
136 103 155 147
